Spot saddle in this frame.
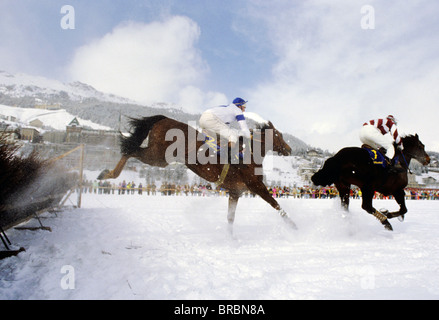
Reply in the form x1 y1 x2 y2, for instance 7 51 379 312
199 130 240 186
201 130 245 162
201 130 222 154
361 144 389 168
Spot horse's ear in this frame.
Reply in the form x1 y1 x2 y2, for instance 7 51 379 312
415 133 419 139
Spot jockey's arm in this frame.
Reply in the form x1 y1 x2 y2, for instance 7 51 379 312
390 124 403 149
237 117 251 139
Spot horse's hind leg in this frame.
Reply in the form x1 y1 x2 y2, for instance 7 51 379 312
98 155 129 180
335 182 350 211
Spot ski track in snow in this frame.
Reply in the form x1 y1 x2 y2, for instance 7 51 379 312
1 193 439 300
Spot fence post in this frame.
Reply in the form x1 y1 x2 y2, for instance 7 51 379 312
77 144 84 208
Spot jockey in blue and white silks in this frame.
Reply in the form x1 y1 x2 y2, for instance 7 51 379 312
199 97 251 145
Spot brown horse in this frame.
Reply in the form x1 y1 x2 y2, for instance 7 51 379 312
311 134 430 231
98 115 296 232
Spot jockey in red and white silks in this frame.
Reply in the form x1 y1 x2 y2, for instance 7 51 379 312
359 115 403 159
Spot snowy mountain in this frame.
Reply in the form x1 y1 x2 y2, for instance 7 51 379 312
0 70 310 153
0 71 207 134
0 70 133 104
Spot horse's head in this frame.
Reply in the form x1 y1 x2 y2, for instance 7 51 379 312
401 134 430 166
253 121 292 157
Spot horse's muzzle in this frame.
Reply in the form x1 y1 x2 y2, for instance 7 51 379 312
424 155 431 166
283 145 292 156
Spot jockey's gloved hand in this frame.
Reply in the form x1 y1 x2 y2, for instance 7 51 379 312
397 144 404 151
242 136 251 153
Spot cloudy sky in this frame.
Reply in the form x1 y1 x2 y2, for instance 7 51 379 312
1 0 439 152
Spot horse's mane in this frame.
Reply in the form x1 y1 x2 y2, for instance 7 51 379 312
244 112 271 133
399 134 418 147
250 123 269 137
402 134 416 140
254 121 272 132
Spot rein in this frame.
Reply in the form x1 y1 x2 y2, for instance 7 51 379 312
400 151 413 174
251 135 263 143
215 164 230 186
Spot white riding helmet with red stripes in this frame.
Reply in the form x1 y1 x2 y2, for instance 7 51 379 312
387 115 397 124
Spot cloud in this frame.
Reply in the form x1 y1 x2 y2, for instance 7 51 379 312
0 2 47 74
244 0 439 152
68 16 225 113
178 86 227 112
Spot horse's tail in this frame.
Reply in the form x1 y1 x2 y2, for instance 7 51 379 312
311 156 340 186
120 115 168 155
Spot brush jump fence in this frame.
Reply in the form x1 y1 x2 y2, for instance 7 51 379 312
0 143 83 259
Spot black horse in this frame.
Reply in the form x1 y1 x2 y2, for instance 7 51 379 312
311 134 430 230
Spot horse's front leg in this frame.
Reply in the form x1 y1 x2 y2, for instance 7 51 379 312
227 193 240 236
386 189 408 221
245 177 297 229
361 188 393 231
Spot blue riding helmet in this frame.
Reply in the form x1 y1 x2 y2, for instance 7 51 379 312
233 97 248 106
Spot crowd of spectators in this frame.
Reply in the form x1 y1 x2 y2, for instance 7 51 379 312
80 180 439 200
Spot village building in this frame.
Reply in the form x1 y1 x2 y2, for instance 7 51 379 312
65 117 119 147
20 127 40 142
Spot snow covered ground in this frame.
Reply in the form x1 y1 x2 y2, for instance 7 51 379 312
1 192 439 300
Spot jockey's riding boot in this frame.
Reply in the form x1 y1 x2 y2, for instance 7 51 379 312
227 140 247 165
378 147 387 156
379 148 392 165
388 153 405 173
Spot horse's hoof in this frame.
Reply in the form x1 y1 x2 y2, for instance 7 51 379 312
97 169 110 180
372 210 393 231
282 215 298 230
382 220 393 231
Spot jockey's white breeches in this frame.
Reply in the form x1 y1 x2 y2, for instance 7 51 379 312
359 124 395 159
199 111 239 144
